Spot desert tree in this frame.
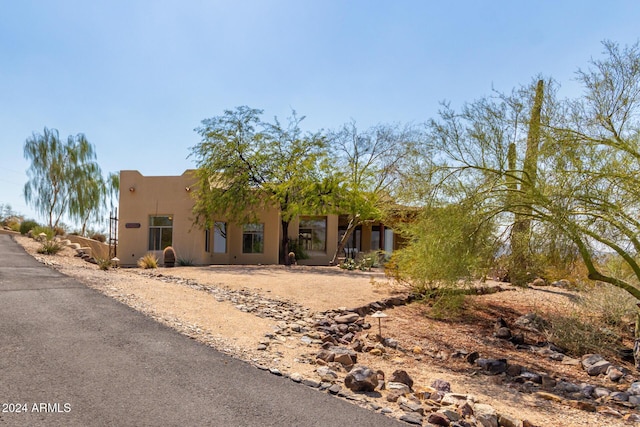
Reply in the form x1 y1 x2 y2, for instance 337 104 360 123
24 128 103 230
327 121 420 265
190 106 333 264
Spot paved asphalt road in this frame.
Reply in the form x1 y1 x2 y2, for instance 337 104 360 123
0 234 403 427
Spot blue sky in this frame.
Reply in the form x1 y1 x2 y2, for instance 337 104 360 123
1 1 639 224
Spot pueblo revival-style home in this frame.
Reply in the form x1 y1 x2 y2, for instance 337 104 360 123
117 170 401 267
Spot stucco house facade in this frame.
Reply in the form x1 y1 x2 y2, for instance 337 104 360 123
117 170 400 267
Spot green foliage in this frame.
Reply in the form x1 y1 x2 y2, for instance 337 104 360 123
391 202 496 292
137 253 158 269
90 233 106 243
328 122 420 264
423 287 468 320
31 225 55 240
338 251 383 271
539 283 635 357
287 239 309 261
95 257 112 271
191 106 334 264
37 239 63 255
19 219 39 235
177 257 194 266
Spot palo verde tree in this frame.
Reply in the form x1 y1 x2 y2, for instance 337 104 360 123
24 127 105 230
418 41 640 301
327 121 419 265
190 106 332 264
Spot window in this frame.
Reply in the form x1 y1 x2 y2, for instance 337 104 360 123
299 216 327 252
242 223 264 253
214 222 227 253
384 228 394 253
205 228 211 252
371 226 380 251
149 215 173 250
339 226 361 258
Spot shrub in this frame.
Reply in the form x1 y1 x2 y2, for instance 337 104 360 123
137 253 158 269
31 226 55 241
95 257 112 271
288 239 309 261
37 240 63 255
542 283 636 358
90 233 107 243
19 219 39 235
177 257 194 266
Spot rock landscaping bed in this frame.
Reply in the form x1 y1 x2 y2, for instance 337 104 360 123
13 234 640 426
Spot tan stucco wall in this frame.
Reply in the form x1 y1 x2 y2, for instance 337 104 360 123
66 235 110 260
118 170 280 267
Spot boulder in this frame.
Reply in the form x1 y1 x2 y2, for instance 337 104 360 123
344 365 379 392
389 369 414 389
334 312 359 324
473 403 498 427
476 358 508 375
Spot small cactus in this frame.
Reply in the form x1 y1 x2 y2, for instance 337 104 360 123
163 246 176 267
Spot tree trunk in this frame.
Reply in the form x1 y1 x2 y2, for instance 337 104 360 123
510 79 544 286
281 220 290 265
635 310 640 371
330 215 359 266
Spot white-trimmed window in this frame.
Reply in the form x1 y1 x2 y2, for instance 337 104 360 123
149 215 173 250
299 216 327 252
242 223 264 253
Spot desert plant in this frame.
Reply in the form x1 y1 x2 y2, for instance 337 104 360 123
37 239 63 255
288 239 309 261
31 225 55 241
95 257 112 271
90 233 107 243
177 257 194 266
19 219 39 235
541 283 636 357
137 253 158 269
163 246 176 267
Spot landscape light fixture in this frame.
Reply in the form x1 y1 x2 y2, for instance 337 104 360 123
371 310 388 338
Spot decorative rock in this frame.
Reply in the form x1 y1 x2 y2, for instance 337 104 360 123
289 372 302 382
530 277 546 286
386 388 405 402
328 384 341 394
389 369 414 389
334 312 359 324
587 360 612 376
412 346 423 354
302 379 320 388
498 413 522 427
398 412 423 425
316 366 338 382
555 381 580 393
431 379 451 394
427 412 450 426
473 403 498 427
592 387 611 399
441 392 473 406
344 365 379 392
607 366 624 382
476 358 508 375
506 364 523 377
466 351 480 364
495 327 512 339
316 349 334 363
439 408 460 422
628 395 640 405
628 381 640 395
387 382 411 394
398 399 424 415
369 348 383 356
333 352 354 366
610 391 629 402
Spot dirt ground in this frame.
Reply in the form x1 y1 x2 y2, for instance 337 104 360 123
13 234 639 427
